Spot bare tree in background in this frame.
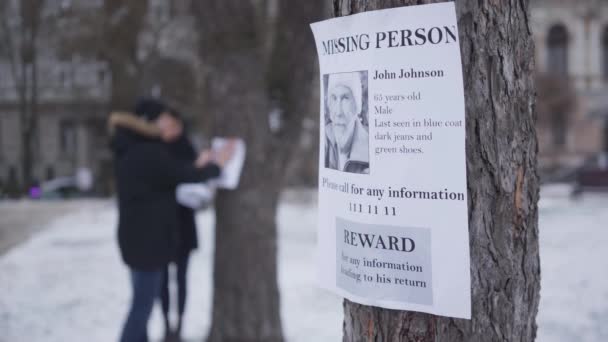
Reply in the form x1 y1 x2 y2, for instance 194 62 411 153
101 1 149 111
193 1 325 340
0 0 46 190
334 1 541 341
57 1 150 194
62 1 204 114
58 1 149 111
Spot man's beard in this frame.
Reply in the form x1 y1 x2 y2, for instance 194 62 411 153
334 120 356 154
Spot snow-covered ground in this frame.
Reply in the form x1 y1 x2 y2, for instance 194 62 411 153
0 191 607 341
536 192 608 342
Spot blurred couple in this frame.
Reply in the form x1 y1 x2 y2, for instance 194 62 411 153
108 98 235 342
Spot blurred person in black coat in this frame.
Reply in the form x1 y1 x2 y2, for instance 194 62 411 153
160 109 200 339
109 98 234 342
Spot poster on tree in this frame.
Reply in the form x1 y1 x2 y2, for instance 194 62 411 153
311 2 471 319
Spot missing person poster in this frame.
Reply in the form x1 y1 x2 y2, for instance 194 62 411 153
311 3 470 319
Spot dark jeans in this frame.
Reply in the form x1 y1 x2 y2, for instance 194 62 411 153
161 252 191 323
119 269 164 342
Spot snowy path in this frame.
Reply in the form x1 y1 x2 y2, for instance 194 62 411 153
0 200 91 256
1 193 607 341
0 198 342 342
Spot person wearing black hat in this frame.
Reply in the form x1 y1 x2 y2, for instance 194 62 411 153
108 98 234 342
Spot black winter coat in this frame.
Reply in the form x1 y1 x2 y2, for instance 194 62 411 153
111 129 220 271
168 135 199 255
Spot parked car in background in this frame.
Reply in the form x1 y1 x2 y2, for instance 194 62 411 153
573 153 608 195
38 168 94 199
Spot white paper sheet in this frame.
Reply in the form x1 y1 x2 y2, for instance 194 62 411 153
211 137 246 190
311 2 470 319
175 137 246 209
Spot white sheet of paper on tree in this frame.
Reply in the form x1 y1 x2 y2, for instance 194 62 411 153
211 137 246 190
175 137 245 209
311 3 470 319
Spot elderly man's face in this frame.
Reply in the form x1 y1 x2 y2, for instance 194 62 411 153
328 84 357 149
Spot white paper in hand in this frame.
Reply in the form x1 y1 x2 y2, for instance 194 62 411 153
211 137 246 190
176 183 215 209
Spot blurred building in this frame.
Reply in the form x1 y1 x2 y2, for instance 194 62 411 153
531 0 608 178
0 0 197 194
0 57 110 191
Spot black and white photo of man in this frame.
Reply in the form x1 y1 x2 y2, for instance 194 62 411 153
324 71 370 174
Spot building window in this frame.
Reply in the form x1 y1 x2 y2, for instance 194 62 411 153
0 118 3 160
59 70 66 86
552 111 567 148
4 166 19 194
603 26 608 81
547 24 569 76
60 120 77 156
8 166 17 183
603 120 608 152
46 166 55 180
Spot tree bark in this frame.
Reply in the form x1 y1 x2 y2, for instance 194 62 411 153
337 1 540 341
206 49 285 342
194 1 324 341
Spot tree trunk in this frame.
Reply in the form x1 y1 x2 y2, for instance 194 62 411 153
19 92 32 190
206 50 285 342
19 61 35 191
102 1 148 111
18 41 34 191
18 0 43 191
195 2 285 341
18 59 30 190
30 44 39 187
337 1 540 341
108 60 140 111
194 1 325 341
